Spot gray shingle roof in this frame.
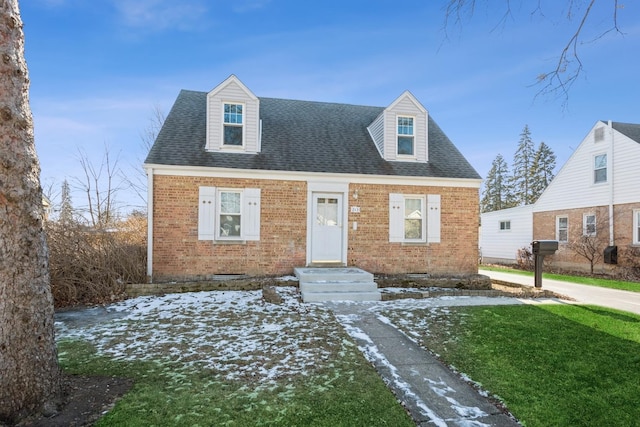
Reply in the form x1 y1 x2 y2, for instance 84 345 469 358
145 89 481 180
611 121 640 144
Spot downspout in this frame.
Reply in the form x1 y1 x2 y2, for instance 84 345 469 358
608 120 614 246
146 167 154 283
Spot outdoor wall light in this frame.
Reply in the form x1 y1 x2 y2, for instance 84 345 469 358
353 190 359 200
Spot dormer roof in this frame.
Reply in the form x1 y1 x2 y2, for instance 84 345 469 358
145 89 480 180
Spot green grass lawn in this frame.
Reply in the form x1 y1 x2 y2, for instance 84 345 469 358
480 265 640 292
55 289 414 427
383 304 640 426
58 339 413 427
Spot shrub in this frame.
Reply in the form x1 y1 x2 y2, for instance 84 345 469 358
516 246 534 270
46 215 147 308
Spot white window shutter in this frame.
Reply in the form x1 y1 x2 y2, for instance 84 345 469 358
198 186 216 240
243 188 261 241
389 193 404 242
427 194 441 243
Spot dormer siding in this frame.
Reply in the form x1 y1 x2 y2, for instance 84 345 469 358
206 76 260 153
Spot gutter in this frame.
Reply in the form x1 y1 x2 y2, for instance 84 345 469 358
146 166 154 282
608 120 615 247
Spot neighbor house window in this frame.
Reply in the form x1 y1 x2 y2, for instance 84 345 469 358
403 196 425 240
583 214 596 237
557 216 568 243
634 210 640 245
397 116 414 156
223 103 244 146
594 154 607 184
499 220 511 231
218 190 242 238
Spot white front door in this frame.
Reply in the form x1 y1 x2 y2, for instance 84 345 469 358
310 193 344 263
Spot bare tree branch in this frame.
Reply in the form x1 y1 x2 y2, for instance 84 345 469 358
442 0 626 105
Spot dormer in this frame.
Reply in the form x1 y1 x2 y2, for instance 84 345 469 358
367 91 428 162
206 75 261 153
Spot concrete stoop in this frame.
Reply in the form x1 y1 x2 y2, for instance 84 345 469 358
294 267 381 302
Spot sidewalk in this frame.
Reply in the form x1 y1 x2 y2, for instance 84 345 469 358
325 299 522 427
479 268 640 315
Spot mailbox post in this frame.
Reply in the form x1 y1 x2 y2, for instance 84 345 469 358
531 240 558 288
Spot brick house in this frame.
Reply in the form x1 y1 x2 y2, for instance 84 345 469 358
144 75 481 282
481 121 640 273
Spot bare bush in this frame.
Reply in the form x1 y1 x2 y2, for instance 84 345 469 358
516 246 534 270
46 215 147 308
617 246 640 281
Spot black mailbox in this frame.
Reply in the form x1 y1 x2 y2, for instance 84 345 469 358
532 240 558 256
604 246 618 264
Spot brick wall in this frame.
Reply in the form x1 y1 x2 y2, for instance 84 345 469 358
533 203 640 271
151 175 479 281
347 183 479 275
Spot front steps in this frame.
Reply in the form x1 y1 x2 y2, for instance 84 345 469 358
294 267 381 302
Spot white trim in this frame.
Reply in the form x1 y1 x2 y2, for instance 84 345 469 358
221 101 246 149
143 164 482 189
633 209 640 245
146 167 154 281
593 152 607 185
583 213 596 237
208 74 258 101
396 114 416 159
306 181 349 266
556 215 568 243
387 90 428 114
499 220 511 231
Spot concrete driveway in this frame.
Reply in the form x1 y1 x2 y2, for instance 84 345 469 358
480 268 640 315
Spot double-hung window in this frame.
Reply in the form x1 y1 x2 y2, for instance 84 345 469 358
223 103 244 146
403 197 424 240
389 193 440 243
583 214 596 237
219 191 242 238
198 187 260 241
634 210 640 245
397 116 415 156
594 154 607 184
556 216 568 243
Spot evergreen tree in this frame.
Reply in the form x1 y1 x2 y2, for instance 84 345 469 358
511 125 536 205
59 179 74 224
481 154 514 212
530 141 556 202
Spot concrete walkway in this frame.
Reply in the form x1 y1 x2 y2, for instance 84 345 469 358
480 268 640 315
326 300 522 427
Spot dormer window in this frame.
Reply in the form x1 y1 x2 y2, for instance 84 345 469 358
223 103 244 146
397 116 415 156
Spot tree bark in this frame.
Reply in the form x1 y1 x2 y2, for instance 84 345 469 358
0 0 61 422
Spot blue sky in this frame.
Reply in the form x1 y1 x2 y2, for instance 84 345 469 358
21 1 640 212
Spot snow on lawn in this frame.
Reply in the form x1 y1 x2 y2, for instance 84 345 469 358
55 287 343 388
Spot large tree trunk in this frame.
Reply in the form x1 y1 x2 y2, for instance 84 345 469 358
0 0 61 422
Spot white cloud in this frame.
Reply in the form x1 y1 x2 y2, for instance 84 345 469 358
113 0 209 32
232 0 272 13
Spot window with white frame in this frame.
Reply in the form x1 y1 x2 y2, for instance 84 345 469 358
556 216 568 243
223 103 244 146
198 187 260 241
218 190 242 238
397 116 415 156
634 210 640 245
389 193 440 243
404 196 424 240
594 154 607 184
499 220 511 231
583 214 596 237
